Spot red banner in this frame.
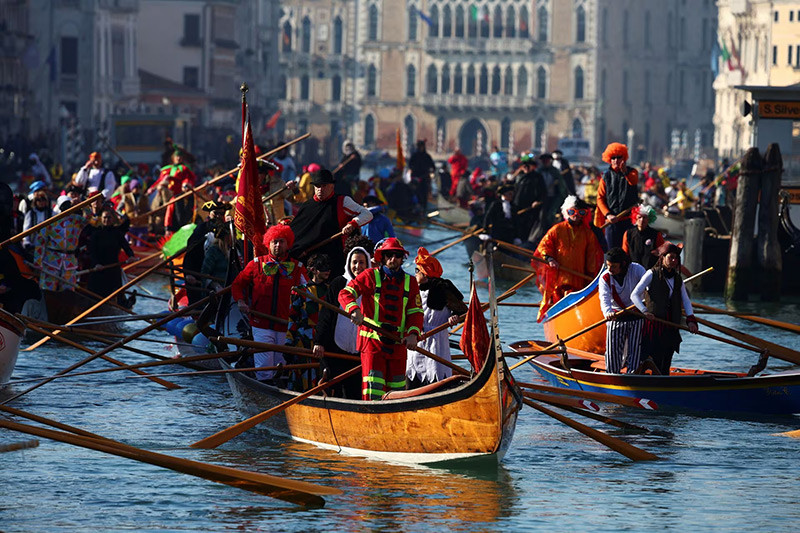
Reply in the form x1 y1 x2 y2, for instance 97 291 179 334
234 103 266 251
459 284 489 372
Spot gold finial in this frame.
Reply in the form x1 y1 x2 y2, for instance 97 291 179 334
240 83 249 100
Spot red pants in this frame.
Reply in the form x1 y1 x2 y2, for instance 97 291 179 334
360 340 407 400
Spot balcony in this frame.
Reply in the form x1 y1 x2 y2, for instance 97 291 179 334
420 93 532 110
324 101 348 115
97 0 138 12
426 37 531 56
280 100 315 115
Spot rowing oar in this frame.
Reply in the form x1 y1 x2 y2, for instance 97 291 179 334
126 231 161 251
522 398 660 461
516 380 657 410
68 312 179 327
213 337 361 362
26 248 190 351
293 288 469 377
598 205 637 229
20 320 181 390
522 390 599 412
526 396 650 433
263 183 292 203
424 287 519 340
0 439 39 454
691 302 800 334
498 302 540 307
0 418 339 506
190 365 362 449
165 265 226 283
3 289 227 404
299 230 345 259
75 260 130 277
122 250 163 272
430 227 483 256
132 133 311 225
692 316 800 365
0 194 98 250
125 363 319 380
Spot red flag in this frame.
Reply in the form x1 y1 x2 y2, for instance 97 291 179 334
459 284 489 372
396 128 405 170
265 109 282 130
234 101 266 251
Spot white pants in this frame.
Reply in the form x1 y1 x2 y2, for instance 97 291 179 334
252 327 287 381
605 319 643 374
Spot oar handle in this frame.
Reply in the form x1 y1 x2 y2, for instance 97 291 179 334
299 231 344 258
598 204 637 229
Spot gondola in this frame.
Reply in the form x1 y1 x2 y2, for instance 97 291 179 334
510 340 800 415
539 271 606 355
436 196 471 226
41 289 126 334
0 308 24 385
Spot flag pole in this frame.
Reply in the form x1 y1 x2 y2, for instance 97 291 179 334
240 82 250 265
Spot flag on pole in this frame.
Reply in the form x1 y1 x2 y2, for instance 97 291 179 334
459 284 489 372
411 6 434 27
396 128 405 170
234 97 266 254
719 37 733 71
265 109 282 130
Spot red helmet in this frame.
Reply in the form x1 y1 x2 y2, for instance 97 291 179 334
374 237 408 263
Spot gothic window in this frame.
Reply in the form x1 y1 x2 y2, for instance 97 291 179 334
574 66 584 100
282 21 292 52
519 7 529 38
455 5 465 37
480 8 490 38
333 17 343 54
535 118 545 149
468 7 478 38
518 66 528 97
300 74 310 100
493 6 503 38
407 64 416 97
536 66 547 98
427 64 438 94
408 5 418 41
367 64 377 96
332 75 342 101
572 118 583 138
501 117 511 149
443 5 452 37
430 5 440 37
491 66 501 95
441 64 451 93
404 114 416 148
504 66 513 95
576 5 586 43
506 6 516 38
368 4 379 41
454 64 463 94
537 6 548 43
466 64 476 94
479 64 489 95
301 16 311 53
364 115 375 146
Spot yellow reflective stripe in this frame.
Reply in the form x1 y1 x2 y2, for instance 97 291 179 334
387 379 406 389
372 269 382 324
406 326 422 336
359 330 381 340
406 307 423 314
363 375 386 385
400 274 410 334
344 302 359 313
343 286 358 296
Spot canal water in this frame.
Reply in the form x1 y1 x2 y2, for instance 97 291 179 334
2 226 800 531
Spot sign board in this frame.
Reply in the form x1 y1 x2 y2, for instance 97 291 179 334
757 101 800 120
556 138 591 160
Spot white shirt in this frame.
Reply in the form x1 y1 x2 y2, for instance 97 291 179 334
598 262 646 317
74 166 117 199
631 269 694 316
406 289 454 383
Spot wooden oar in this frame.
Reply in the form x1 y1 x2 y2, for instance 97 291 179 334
214 336 360 362
125 363 319 380
262 183 291 203
426 287 519 340
449 272 535 336
522 398 660 461
122 250 163 272
598 205 637 229
293 288 469 376
691 302 800 334
0 194 98 250
535 400 651 432
516 380 657 410
190 365 362 449
20 320 181 390
299 230 345 259
26 248 190 351
502 261 593 282
692 316 800 365
0 439 39 453
0 404 110 440
3 290 226 404
522 390 599 412
0 418 338 506
498 302 540 307
430 227 482 256
165 265 226 283
776 429 800 438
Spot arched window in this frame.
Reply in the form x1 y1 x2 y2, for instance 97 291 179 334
574 66 584 100
576 5 586 43
407 64 416 97
493 6 503 38
300 74 310 100
455 5 465 37
302 16 312 53
332 75 342 101
518 66 528 97
479 64 489 95
466 64 476 94
430 5 440 37
367 64 377 96
408 5 418 41
504 66 514 95
442 5 452 37
535 118 545 149
279 75 287 99
364 115 376 146
333 17 343 54
480 8 490 38
441 64 451 93
536 66 547 98
572 118 583 139
282 21 292 52
506 6 516 38
501 117 511 149
468 7 478 38
426 64 438 94
491 66 501 95
368 4 379 41
537 6 548 43
519 6 529 38
454 64 463 94
404 114 416 148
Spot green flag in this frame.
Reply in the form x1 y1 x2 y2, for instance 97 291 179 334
161 223 196 258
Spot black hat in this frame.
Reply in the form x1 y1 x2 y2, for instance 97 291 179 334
498 184 515 195
310 168 335 186
202 200 233 212
539 153 553 161
362 195 383 206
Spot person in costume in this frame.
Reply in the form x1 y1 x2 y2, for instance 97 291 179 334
289 167 372 276
408 139 436 212
183 200 232 305
87 208 135 304
598 248 646 374
631 242 699 375
512 154 547 247
361 195 396 243
622 205 665 269
232 224 306 383
447 148 469 198
534 195 604 321
148 149 197 231
406 247 467 388
73 152 117 200
483 184 522 245
339 237 423 400
34 196 86 292
594 142 639 250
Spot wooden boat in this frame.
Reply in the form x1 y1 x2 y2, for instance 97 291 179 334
0 308 24 385
219 326 521 464
436 196 471 226
471 246 533 284
41 289 125 334
511 340 800 415
540 271 606 354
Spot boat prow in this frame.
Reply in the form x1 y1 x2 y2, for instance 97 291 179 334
0 308 25 385
541 270 605 354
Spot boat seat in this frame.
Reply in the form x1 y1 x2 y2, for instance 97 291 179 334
382 375 469 400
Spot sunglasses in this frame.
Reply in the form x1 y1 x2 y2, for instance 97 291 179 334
567 208 588 217
383 251 404 259
610 155 624 160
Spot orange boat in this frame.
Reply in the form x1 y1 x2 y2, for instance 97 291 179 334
541 271 605 354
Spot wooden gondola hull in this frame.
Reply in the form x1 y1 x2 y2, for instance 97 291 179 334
223 349 520 464
41 289 125 334
436 196 471 226
519 345 800 415
0 309 24 384
541 272 606 354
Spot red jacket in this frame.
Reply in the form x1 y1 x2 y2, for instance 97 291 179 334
148 164 197 196
339 267 424 351
231 254 306 331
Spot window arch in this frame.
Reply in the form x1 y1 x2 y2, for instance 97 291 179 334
430 5 440 37
572 118 583 138
364 115 376 146
504 66 514 95
519 6 530 38
436 116 447 151
441 64 450 93
333 17 343 54
536 66 547 98
491 66 501 95
367 64 377 96
576 5 586 43
442 5 452 37
468 8 478 38
368 4 379 41
282 21 292 52
454 64 463 94
480 8 490 38
279 75 287 99
574 66 584 100
407 64 417 97
408 5 418 41
493 6 503 38
300 74 310 100
332 75 342 101
426 64 438 94
455 5 465 37
479 64 489 95
537 6 548 43
404 114 416 148
506 6 516 38
301 16 312 53
501 117 511 149
535 118 545 149
466 64 476 94
518 66 528 97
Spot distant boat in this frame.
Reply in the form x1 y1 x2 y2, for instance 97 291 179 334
539 271 606 355
436 196 471 226
0 308 24 385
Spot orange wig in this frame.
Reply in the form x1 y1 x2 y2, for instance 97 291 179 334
601 142 629 164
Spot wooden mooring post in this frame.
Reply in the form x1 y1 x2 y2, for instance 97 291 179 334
725 144 784 301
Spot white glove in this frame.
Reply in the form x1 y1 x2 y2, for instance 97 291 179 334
478 234 491 241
